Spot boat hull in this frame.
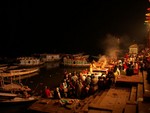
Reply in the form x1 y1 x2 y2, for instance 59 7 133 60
0 96 39 105
0 83 31 93
0 92 18 100
0 96 40 113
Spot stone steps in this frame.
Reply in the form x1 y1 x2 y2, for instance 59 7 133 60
143 71 150 101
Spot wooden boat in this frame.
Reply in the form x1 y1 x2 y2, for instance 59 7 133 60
10 72 39 80
0 67 39 93
7 65 19 70
0 92 18 100
61 54 91 67
0 64 8 72
0 96 40 113
9 67 39 76
0 96 40 105
0 68 38 93
1 67 39 77
0 83 31 93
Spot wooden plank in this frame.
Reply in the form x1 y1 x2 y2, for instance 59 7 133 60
79 95 94 113
90 95 101 105
89 88 130 112
112 88 130 113
112 97 126 113
116 74 143 84
89 90 110 110
137 83 143 102
124 104 136 113
129 86 137 102
89 90 108 107
74 95 95 113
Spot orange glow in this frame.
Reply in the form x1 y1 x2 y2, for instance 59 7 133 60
145 20 150 23
146 13 150 16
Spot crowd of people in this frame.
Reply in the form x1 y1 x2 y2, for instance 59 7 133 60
42 68 117 99
42 47 150 100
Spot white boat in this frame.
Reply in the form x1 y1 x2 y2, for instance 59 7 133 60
17 57 44 67
61 54 90 67
40 53 61 62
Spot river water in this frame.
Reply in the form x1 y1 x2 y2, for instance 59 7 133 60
2 61 88 113
22 62 88 95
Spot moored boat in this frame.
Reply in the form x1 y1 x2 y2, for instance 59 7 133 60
0 92 18 100
0 64 8 72
40 53 61 62
0 67 39 77
0 96 40 105
16 56 44 67
61 54 91 67
0 68 37 93
0 67 39 93
8 67 39 76
0 96 40 113
0 83 31 93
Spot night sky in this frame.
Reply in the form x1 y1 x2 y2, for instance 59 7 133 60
0 0 150 57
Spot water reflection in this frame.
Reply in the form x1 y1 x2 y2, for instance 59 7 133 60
44 61 60 70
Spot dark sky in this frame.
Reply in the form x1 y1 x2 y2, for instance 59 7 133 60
0 0 150 57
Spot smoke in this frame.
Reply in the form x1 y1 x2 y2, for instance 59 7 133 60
101 34 120 59
120 35 132 50
97 33 134 59
95 33 129 68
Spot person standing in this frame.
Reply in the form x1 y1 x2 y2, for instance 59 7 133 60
44 86 52 98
